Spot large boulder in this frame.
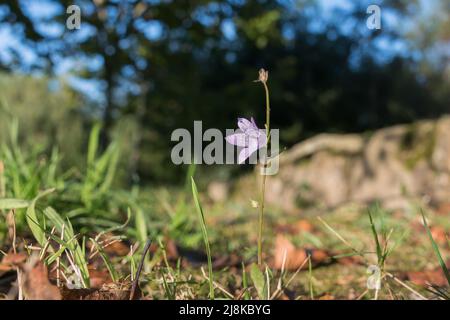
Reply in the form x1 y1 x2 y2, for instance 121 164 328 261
232 116 450 212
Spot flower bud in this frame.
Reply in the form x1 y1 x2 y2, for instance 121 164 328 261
258 68 268 83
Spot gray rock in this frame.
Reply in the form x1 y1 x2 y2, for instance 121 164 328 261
234 116 450 212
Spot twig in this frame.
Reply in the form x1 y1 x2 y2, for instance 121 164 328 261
7 210 17 253
130 239 152 300
385 272 427 300
356 289 368 300
236 287 249 300
39 226 56 260
57 224 65 287
201 267 234 299
270 255 309 300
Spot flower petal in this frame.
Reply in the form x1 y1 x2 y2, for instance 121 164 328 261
238 136 260 164
225 132 248 147
257 131 267 148
237 118 254 132
238 147 251 164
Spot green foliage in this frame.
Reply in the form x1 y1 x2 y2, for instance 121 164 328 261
0 119 145 241
0 74 84 169
81 122 120 209
43 206 90 288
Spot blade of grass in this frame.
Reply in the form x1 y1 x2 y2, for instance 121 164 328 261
87 123 101 167
191 177 214 300
0 198 30 210
90 238 119 282
421 210 450 286
308 255 314 300
26 188 54 246
0 160 4 197
241 262 250 300
368 208 382 264
135 207 148 245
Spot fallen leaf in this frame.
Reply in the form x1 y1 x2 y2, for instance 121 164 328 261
165 238 179 260
22 256 61 300
318 293 335 300
272 235 331 270
103 240 130 257
274 219 314 235
1 252 27 266
89 267 113 289
436 202 450 216
411 221 448 245
294 219 314 233
406 269 448 287
0 252 27 275
430 226 448 245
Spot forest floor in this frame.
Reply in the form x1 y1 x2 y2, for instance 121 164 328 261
1 189 449 300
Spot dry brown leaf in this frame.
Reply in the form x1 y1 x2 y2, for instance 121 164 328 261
0 252 27 275
0 264 12 273
88 267 113 289
103 240 130 256
1 252 27 266
165 238 179 260
318 293 335 300
275 219 314 235
272 235 331 270
430 226 448 245
411 220 448 245
22 257 61 300
273 235 307 270
406 269 448 287
436 202 450 216
294 219 314 233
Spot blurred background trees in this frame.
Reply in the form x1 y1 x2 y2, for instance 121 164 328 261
0 0 448 184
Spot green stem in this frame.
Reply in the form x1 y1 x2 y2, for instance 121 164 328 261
258 81 270 267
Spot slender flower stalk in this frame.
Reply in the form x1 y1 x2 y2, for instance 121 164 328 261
224 69 271 267
256 69 270 267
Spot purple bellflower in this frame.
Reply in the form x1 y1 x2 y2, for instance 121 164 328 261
225 117 267 164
